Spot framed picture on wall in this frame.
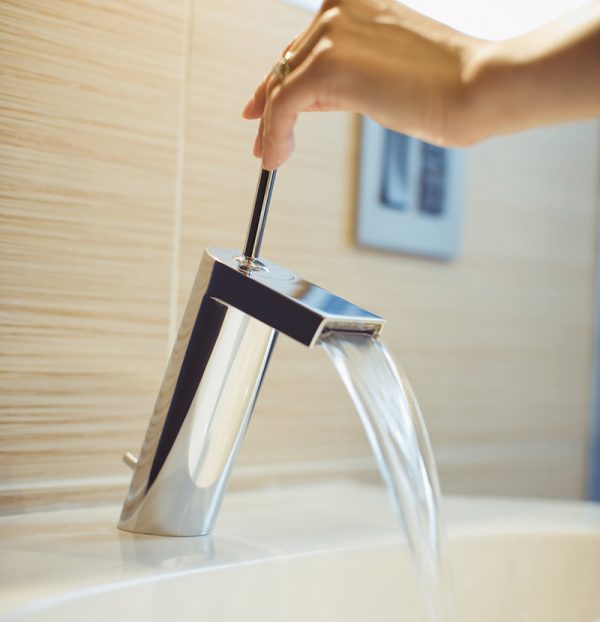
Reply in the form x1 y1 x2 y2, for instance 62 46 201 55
356 116 466 261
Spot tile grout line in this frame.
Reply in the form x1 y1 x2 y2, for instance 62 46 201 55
168 0 196 352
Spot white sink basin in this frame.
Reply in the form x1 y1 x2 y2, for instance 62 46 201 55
1 481 599 621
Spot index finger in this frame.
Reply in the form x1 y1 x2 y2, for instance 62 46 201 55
260 61 323 170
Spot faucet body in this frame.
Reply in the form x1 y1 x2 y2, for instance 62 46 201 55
119 247 384 537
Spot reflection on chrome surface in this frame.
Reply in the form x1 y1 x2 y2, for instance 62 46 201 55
119 248 384 537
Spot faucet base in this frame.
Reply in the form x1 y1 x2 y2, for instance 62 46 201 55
119 250 277 536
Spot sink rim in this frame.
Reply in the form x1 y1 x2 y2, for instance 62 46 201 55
1 480 599 619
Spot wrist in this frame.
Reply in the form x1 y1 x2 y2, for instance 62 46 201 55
437 35 499 147
456 38 509 145
458 3 600 143
461 36 557 142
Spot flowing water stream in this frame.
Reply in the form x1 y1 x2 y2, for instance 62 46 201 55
321 331 454 622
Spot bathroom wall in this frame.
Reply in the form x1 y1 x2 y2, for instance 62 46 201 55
1 0 599 513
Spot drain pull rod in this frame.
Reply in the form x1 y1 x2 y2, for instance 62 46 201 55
243 168 277 262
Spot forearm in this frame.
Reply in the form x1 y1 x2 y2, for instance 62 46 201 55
463 1 600 142
244 0 600 168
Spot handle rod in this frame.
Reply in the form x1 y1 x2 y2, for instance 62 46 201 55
243 168 276 260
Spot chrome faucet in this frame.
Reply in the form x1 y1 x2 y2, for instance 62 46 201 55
118 169 385 536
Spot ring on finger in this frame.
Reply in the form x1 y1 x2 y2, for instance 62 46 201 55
271 50 293 82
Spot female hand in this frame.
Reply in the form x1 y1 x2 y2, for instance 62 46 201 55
242 0 600 171
242 0 481 170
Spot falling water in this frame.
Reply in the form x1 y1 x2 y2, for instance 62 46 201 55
320 331 454 622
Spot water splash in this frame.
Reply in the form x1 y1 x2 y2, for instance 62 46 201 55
321 331 454 622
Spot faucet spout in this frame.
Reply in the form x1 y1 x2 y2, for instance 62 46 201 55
118 247 384 536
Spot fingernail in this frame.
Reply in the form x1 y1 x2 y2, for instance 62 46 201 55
242 96 255 117
258 132 264 157
252 133 261 157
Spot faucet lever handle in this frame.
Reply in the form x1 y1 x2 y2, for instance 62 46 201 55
243 168 276 262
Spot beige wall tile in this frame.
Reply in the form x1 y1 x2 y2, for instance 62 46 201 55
0 0 186 511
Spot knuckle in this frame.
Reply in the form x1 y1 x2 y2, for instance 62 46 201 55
311 40 340 75
268 85 285 110
265 72 279 95
319 7 343 34
285 35 299 52
319 0 339 12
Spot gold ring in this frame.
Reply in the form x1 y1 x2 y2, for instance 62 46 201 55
272 51 292 82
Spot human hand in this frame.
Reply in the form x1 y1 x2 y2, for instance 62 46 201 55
242 0 481 170
243 0 600 171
